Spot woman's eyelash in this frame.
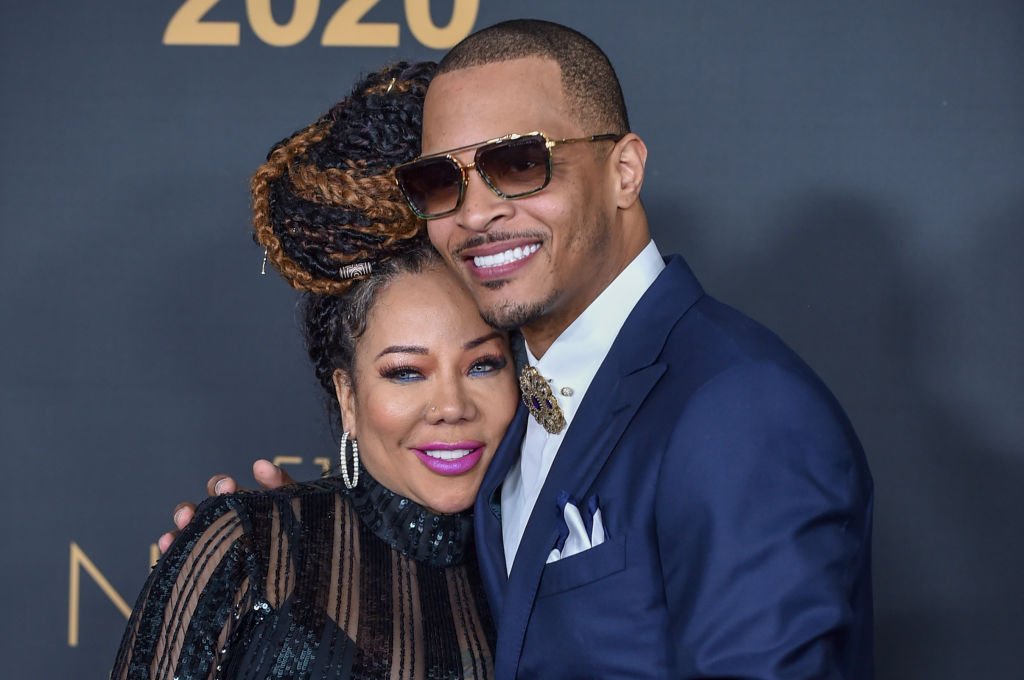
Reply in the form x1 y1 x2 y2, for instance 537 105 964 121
379 364 422 381
469 354 508 373
377 354 508 381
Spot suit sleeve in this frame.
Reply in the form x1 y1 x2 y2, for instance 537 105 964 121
111 495 253 680
655 361 873 679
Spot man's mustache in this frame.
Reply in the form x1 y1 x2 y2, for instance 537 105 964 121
452 231 547 257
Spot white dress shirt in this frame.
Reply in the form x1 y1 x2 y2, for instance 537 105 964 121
501 240 665 572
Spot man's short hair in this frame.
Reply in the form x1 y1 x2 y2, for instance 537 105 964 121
437 19 630 135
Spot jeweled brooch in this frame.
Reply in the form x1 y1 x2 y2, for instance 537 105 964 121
519 365 566 434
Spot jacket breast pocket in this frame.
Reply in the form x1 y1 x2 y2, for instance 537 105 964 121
536 534 627 598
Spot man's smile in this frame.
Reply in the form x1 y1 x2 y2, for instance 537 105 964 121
473 243 540 269
458 238 543 280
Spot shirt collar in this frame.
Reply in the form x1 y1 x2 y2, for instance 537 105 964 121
525 240 665 421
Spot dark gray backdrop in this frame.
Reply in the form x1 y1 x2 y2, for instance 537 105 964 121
2 1 1021 677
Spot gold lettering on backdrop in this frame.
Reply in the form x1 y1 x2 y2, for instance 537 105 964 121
67 542 131 647
247 0 320 47
405 0 478 49
164 0 476 48
274 455 334 475
273 456 334 475
322 0 399 46
68 542 185 645
164 0 241 45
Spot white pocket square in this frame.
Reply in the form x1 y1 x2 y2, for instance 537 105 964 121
546 493 606 564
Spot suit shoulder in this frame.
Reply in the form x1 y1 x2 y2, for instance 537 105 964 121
661 357 869 493
649 293 845 417
666 294 806 369
651 297 867 470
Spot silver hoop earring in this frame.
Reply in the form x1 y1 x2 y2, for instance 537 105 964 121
339 431 360 489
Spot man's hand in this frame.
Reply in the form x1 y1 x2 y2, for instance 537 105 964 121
157 459 296 553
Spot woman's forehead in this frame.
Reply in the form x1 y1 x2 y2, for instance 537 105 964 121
361 270 495 352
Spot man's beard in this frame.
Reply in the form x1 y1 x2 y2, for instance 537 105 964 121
476 280 558 331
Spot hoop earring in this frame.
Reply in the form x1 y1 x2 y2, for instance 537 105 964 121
339 431 360 490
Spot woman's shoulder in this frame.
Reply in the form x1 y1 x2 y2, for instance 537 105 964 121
207 476 351 531
227 476 348 505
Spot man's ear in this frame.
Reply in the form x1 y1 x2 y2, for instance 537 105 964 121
610 133 648 209
333 369 357 436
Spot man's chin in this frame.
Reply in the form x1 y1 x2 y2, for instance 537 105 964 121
478 296 552 332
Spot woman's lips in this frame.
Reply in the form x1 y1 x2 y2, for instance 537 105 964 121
412 441 485 476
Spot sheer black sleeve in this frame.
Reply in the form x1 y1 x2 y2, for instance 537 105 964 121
111 495 253 680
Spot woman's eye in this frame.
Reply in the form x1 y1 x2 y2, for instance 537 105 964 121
468 355 508 376
381 366 423 382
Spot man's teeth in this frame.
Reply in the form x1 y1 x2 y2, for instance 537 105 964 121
424 449 473 460
473 244 539 269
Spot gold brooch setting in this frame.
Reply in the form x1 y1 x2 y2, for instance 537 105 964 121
519 365 566 434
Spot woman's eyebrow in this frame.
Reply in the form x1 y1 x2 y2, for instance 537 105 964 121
464 331 503 350
374 332 501 359
375 345 428 359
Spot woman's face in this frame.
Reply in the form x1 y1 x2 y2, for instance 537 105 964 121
334 265 519 514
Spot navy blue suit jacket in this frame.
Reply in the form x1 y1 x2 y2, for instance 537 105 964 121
473 255 874 679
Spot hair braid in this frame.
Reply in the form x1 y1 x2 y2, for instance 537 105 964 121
251 61 436 295
250 61 442 428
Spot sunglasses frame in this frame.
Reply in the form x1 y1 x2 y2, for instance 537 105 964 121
395 131 622 220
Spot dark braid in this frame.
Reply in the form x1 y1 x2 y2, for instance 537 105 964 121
250 61 441 427
251 60 436 295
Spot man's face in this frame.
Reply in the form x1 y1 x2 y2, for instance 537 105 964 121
421 57 622 340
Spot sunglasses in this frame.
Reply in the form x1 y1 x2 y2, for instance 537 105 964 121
394 131 622 219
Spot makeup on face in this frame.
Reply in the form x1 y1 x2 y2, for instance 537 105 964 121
338 265 519 514
411 441 485 476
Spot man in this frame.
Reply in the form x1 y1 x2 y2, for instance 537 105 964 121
178 20 873 679
415 20 872 678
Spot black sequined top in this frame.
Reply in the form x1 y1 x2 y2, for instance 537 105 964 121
111 472 495 679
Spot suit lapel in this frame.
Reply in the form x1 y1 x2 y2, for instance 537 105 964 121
493 256 705 678
474 403 528 618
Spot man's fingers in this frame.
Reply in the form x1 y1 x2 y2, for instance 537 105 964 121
157 531 177 554
253 459 295 490
172 503 195 530
157 503 196 555
206 474 237 497
161 463 293 555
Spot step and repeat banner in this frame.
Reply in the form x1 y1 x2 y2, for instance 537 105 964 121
2 1 1021 677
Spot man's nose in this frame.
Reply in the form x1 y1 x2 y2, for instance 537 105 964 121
454 165 514 233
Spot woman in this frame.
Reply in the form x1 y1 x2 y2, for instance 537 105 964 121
111 62 519 679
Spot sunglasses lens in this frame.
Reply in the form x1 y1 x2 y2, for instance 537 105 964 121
396 156 463 217
477 136 550 197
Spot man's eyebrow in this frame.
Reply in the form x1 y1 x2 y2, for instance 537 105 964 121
375 345 428 359
464 331 503 350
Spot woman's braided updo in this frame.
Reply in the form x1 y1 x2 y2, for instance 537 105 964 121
251 60 436 295
250 61 442 425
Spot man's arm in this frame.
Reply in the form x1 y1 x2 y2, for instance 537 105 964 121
656 361 873 679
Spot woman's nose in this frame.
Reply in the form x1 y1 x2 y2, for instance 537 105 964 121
426 376 478 423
